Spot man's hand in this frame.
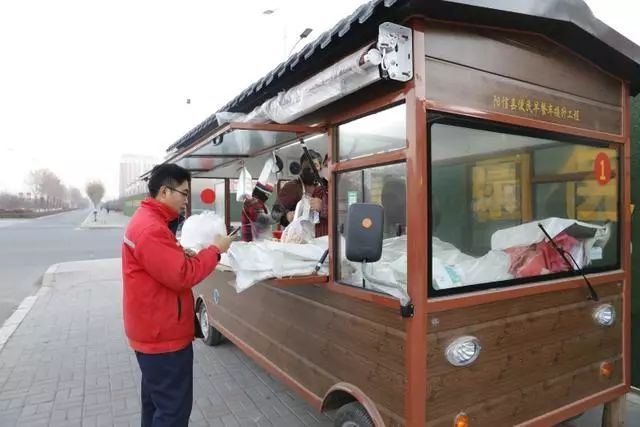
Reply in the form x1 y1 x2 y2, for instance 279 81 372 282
183 248 197 258
213 235 233 253
309 197 322 212
286 211 295 223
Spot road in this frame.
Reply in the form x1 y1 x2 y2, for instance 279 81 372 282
0 209 125 324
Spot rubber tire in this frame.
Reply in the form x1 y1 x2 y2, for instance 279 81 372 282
334 402 374 427
198 303 224 346
563 413 584 423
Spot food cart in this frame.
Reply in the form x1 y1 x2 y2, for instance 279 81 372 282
152 1 640 425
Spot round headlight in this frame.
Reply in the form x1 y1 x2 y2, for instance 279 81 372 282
593 304 616 326
445 336 481 367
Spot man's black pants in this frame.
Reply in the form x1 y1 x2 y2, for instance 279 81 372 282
135 344 193 427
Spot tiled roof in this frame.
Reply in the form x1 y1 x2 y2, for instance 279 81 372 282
166 0 640 154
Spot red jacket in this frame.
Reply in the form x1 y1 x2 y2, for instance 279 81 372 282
241 197 268 242
122 198 220 354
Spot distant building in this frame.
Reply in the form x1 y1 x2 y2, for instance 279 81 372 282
119 154 158 198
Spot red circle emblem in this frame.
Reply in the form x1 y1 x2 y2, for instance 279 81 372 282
594 152 611 186
200 188 216 204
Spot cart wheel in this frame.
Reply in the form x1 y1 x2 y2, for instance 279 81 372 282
334 402 374 427
562 413 584 424
198 303 224 346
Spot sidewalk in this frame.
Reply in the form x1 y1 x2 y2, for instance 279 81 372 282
0 259 638 427
79 211 129 229
0 259 331 427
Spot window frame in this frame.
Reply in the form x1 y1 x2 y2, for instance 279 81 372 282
427 113 622 298
333 160 408 292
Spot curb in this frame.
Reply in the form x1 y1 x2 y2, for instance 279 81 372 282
0 263 60 353
78 224 125 230
79 212 127 229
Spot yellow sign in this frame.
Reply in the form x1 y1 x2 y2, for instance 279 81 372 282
492 95 581 122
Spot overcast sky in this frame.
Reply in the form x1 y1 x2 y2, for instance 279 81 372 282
0 0 638 199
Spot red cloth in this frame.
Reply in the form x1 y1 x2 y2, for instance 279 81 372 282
121 198 220 354
274 180 328 237
505 232 578 278
241 197 268 242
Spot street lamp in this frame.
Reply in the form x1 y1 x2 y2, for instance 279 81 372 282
289 28 313 56
261 8 312 59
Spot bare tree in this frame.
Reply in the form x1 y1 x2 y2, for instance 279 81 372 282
68 187 87 208
85 181 105 208
0 193 22 210
27 169 60 203
26 169 68 209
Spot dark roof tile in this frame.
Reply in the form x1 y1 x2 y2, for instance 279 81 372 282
167 0 640 153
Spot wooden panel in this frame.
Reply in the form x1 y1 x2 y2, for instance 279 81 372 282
424 22 621 106
194 274 405 424
286 284 405 331
426 358 622 427
428 282 621 332
426 283 624 425
425 58 622 135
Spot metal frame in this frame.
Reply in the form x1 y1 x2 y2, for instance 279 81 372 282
162 122 326 174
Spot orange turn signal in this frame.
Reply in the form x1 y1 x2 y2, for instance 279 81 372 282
600 361 613 378
454 412 469 427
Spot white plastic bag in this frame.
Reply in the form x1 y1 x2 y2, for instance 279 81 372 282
236 167 253 202
179 211 227 252
280 217 315 244
293 194 320 224
257 157 277 188
227 238 328 292
293 195 311 222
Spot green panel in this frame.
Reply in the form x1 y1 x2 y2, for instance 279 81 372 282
123 194 145 216
631 95 640 387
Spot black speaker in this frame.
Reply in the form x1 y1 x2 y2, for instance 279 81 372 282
345 203 384 263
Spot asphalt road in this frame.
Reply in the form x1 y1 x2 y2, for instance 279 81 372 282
0 209 124 324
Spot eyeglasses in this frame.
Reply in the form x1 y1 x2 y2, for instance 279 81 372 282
166 186 189 198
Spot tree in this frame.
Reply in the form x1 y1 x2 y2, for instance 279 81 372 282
68 187 86 208
85 181 105 208
26 169 65 207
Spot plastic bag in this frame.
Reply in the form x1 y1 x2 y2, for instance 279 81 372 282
227 238 328 291
292 194 320 224
257 156 277 189
236 167 253 202
280 217 315 244
250 213 273 242
179 211 227 252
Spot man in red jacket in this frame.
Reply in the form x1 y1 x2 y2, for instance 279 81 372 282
122 164 232 427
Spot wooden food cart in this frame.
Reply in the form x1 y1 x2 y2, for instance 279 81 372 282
154 1 640 425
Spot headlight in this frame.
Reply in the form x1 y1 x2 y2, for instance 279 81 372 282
445 336 481 367
593 304 616 327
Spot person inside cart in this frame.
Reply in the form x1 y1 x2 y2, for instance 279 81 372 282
273 149 328 236
240 181 273 242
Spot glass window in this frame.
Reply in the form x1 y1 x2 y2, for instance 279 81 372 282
335 163 407 296
430 122 619 295
338 104 406 161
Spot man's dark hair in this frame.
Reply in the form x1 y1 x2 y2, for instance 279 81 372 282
147 164 191 198
300 149 322 165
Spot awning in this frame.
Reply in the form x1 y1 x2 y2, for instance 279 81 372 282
143 122 325 179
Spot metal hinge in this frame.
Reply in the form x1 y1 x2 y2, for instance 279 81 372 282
377 22 413 82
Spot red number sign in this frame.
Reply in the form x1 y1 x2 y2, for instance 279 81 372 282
594 152 611 186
